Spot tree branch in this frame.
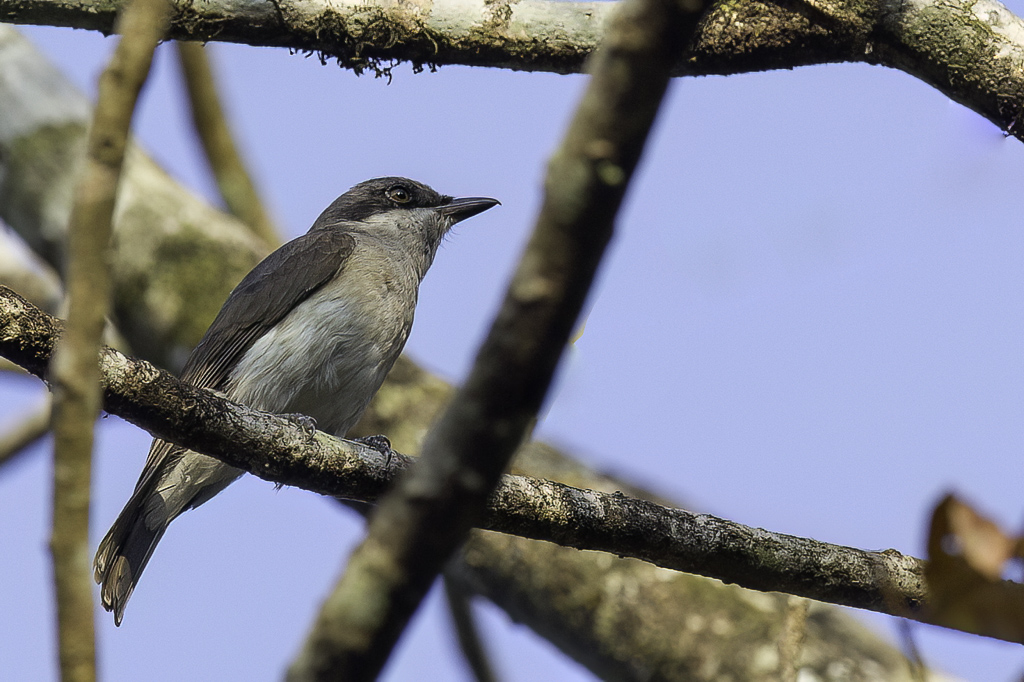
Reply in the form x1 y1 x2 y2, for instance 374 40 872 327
353 366 925 682
288 0 707 674
175 41 280 247
442 573 498 682
4 283 1022 650
779 596 810 682
0 25 269 371
0 26 934 677
47 0 168 680
3 0 1024 141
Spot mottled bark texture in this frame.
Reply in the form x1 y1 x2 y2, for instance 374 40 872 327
376 381 948 681
0 24 932 682
3 0 1024 142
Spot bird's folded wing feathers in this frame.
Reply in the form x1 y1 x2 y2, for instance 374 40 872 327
181 229 356 391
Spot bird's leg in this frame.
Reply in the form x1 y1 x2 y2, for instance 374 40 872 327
354 434 394 467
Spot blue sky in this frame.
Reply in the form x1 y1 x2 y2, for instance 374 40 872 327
3 13 1024 680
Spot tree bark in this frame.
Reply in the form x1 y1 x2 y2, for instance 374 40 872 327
3 0 1024 143
0 23 937 682
48 2 168 679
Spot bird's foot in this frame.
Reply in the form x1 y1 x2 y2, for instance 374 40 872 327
282 413 317 439
355 434 394 466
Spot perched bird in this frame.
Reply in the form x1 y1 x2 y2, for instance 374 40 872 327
94 177 498 625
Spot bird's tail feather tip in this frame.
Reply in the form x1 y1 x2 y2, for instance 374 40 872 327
93 512 165 626
98 555 135 627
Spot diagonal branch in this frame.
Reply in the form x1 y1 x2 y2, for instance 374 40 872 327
0 25 270 372
175 41 280 247
4 283 1022 648
0 397 51 467
442 573 498 682
287 0 708 674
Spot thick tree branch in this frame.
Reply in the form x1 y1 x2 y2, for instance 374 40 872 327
0 0 611 74
3 284 1021 651
3 0 1024 140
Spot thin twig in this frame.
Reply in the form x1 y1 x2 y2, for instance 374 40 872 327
444 572 498 682
47 0 168 680
0 397 51 469
176 41 279 247
897 619 928 682
779 596 809 681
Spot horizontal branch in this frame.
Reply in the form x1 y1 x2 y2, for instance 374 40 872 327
4 282 1020 645
1 0 612 74
4 0 1024 140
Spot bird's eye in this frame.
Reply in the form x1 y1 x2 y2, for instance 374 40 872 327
387 186 412 204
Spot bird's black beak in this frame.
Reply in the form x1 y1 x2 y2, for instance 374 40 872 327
440 196 500 223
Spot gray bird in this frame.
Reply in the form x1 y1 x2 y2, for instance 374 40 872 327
94 177 498 625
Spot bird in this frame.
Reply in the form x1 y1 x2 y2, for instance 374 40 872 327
93 177 499 625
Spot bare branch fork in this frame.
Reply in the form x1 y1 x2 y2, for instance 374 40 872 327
5 283 1022 645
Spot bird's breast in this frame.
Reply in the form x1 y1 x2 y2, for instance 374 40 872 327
226 262 418 436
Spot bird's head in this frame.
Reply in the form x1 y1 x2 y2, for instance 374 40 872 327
311 177 499 257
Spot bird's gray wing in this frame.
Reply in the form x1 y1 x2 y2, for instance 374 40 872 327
181 228 357 390
135 228 355 484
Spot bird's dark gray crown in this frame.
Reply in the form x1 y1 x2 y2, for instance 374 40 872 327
311 177 451 229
